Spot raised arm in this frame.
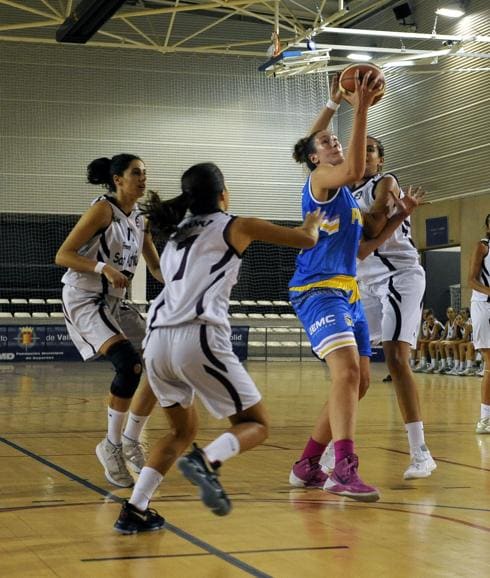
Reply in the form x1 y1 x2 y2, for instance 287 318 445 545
309 74 342 135
227 209 324 255
311 71 383 200
468 239 490 296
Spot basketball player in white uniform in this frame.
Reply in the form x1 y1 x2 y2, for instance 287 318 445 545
113 162 324 533
468 214 490 434
56 154 163 488
350 136 436 480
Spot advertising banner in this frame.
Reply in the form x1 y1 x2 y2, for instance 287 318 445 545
0 324 249 362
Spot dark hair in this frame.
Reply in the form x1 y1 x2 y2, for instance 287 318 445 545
293 132 320 171
486 213 490 228
86 153 142 193
141 162 225 240
367 135 384 158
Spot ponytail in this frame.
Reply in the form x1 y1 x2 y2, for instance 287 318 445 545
86 153 141 193
140 191 189 240
293 132 319 171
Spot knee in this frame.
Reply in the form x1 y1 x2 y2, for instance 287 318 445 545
106 340 142 399
386 352 409 376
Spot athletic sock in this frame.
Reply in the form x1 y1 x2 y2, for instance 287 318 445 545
334 439 354 463
107 407 127 445
123 412 150 441
204 432 240 466
129 466 163 512
481 404 490 420
299 437 326 461
406 421 426 454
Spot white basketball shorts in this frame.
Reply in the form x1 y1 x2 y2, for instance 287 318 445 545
143 323 261 419
358 266 425 348
471 301 490 349
62 285 146 360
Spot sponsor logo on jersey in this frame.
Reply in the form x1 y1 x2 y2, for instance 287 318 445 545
309 314 336 334
344 314 354 327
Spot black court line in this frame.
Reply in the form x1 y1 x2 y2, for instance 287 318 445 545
0 436 272 578
377 446 490 472
82 545 348 562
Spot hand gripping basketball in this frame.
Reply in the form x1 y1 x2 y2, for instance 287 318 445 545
339 63 385 106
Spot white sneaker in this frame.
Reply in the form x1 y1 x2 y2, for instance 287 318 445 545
403 447 437 480
96 437 134 487
122 435 147 473
476 369 485 377
476 417 490 434
423 365 436 374
459 367 476 376
446 367 460 376
413 364 427 373
319 441 335 473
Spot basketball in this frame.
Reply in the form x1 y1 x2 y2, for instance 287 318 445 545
339 62 385 105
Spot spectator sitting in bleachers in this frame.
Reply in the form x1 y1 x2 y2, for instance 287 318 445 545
439 311 466 375
413 311 444 372
410 308 432 369
456 314 477 376
425 307 457 373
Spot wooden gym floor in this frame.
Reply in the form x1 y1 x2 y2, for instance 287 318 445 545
0 360 488 578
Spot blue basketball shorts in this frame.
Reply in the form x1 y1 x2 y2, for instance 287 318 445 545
290 288 371 359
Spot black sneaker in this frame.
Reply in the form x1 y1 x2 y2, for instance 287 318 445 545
177 443 232 516
114 500 165 534
382 374 392 382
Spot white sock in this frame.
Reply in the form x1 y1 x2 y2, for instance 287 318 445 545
406 421 426 454
420 357 426 365
129 467 163 512
467 360 473 368
107 407 127 445
123 412 150 441
447 357 453 366
204 432 240 465
410 358 415 368
440 358 446 369
481 404 490 419
454 361 461 371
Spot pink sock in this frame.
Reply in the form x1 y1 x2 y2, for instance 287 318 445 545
334 439 354 463
300 437 326 461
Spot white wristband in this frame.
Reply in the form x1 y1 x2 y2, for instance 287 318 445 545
94 261 106 274
326 99 340 111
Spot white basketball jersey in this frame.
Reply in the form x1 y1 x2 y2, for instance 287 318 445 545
351 173 420 281
446 320 457 339
62 195 145 298
471 239 490 302
147 211 241 330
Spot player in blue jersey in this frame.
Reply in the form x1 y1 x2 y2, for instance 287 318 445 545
288 70 384 501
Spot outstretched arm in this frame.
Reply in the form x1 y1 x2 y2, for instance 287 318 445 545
227 208 324 254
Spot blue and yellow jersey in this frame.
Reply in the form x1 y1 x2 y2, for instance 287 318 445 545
289 175 363 302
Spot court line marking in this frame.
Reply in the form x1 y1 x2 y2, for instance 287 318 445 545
0 436 272 578
82 545 349 562
377 447 490 472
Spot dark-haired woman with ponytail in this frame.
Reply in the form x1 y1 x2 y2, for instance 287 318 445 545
113 161 324 533
469 213 490 434
56 154 163 488
287 71 384 502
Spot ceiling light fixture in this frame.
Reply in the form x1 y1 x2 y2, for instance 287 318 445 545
435 3 465 18
347 53 372 61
